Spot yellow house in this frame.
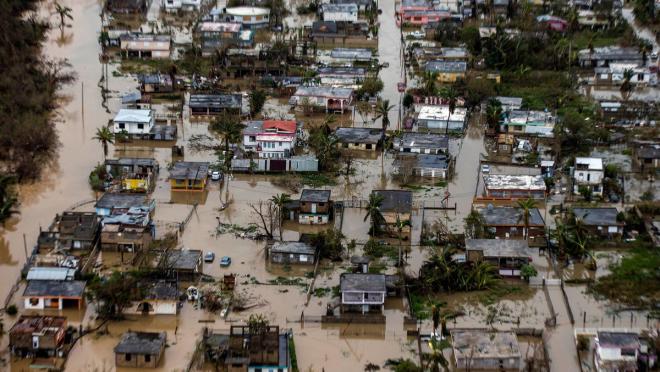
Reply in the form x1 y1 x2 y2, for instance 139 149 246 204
426 61 467 83
169 161 209 192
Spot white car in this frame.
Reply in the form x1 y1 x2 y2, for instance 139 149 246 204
410 30 426 39
211 171 222 181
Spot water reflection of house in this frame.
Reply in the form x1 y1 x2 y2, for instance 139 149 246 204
189 94 242 116
105 158 159 193
37 212 101 253
160 249 203 281
340 273 386 314
334 127 383 151
572 207 624 238
115 331 167 368
120 34 171 59
203 325 292 371
10 316 67 357
268 241 318 265
594 331 641 372
289 86 354 113
451 330 522 371
476 206 546 245
128 281 179 315
169 161 210 191
466 239 532 277
23 280 86 310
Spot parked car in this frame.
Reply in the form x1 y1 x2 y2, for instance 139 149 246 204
211 171 222 181
410 30 425 39
220 256 232 267
204 252 215 263
481 164 491 174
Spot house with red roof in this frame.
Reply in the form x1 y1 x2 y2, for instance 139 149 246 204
242 120 300 158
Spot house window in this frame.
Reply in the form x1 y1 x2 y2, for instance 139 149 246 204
137 123 144 130
125 353 132 361
29 298 39 306
118 123 125 129
587 173 590 181
250 136 256 142
145 354 151 362
278 142 282 147
319 203 325 207
637 73 644 81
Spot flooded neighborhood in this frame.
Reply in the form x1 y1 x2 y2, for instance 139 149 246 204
0 0 659 371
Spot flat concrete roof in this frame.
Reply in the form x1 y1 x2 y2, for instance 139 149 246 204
466 239 531 258
451 330 521 361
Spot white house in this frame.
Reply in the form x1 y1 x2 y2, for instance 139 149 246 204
225 7 270 29
594 332 640 372
416 105 467 132
242 120 298 158
163 0 200 12
289 86 354 113
340 273 386 314
321 3 358 22
573 157 604 196
595 63 658 87
113 109 154 135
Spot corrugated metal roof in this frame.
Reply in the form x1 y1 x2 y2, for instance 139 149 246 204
27 267 76 281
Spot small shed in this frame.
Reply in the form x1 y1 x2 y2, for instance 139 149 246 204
451 330 522 371
268 241 317 265
115 331 167 368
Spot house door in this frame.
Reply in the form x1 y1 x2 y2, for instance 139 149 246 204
311 203 317 214
138 302 154 314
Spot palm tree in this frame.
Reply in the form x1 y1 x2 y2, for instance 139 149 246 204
394 214 411 265
421 71 438 96
271 193 291 240
93 127 114 159
356 101 371 126
210 114 245 169
485 98 502 130
364 193 384 237
516 198 537 240
373 99 395 131
54 2 73 30
620 68 635 101
425 337 451 372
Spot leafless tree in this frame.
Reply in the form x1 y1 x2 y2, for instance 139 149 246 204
249 201 276 239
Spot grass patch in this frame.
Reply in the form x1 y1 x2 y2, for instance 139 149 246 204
313 287 332 297
289 335 299 372
401 183 426 191
478 283 527 306
300 173 337 187
591 243 660 309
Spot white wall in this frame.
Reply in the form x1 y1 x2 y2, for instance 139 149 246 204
113 119 154 135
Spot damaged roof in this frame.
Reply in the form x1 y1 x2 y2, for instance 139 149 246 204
169 161 210 181
115 331 166 355
373 190 413 213
300 189 331 203
477 206 545 226
484 174 546 191
334 127 383 144
23 280 86 298
572 208 622 226
269 241 317 255
340 273 386 292
466 239 531 258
